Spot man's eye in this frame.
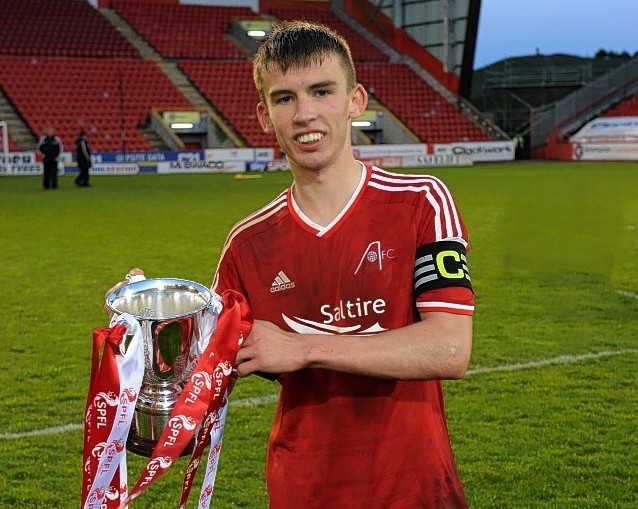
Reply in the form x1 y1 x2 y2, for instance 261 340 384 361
277 96 292 104
316 90 330 97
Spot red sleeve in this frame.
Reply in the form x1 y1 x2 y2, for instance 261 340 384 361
414 176 473 315
416 287 475 316
211 242 244 296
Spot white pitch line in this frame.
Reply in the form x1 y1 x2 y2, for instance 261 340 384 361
0 422 83 440
2 348 637 441
617 289 638 299
466 348 638 375
230 394 278 408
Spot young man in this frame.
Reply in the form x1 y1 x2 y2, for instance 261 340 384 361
213 21 475 508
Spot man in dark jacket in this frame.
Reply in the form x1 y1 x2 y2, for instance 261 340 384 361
37 128 63 189
74 130 91 187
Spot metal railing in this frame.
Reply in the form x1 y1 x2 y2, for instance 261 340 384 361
530 56 638 149
483 61 622 89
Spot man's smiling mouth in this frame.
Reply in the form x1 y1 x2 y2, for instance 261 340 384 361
296 132 324 144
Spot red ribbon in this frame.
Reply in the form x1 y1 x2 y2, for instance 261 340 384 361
81 324 128 508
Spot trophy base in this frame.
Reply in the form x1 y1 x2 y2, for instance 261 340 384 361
126 421 195 458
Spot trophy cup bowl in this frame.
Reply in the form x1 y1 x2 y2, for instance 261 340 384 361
105 278 214 457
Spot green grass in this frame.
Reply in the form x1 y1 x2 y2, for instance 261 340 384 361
0 161 637 508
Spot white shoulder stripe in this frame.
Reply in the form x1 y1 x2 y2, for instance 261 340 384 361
427 175 463 239
212 193 288 291
223 198 287 254
368 169 462 240
371 171 438 185
371 166 443 184
368 181 451 240
226 191 287 240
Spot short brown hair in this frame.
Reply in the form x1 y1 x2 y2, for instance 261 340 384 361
253 21 357 102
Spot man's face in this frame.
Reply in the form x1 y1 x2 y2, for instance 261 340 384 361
256 54 366 173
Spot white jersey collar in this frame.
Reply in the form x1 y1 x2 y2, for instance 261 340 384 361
290 161 367 237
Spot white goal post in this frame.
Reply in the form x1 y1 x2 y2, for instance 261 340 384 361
0 121 8 156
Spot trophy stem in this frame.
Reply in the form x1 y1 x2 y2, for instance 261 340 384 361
127 382 196 457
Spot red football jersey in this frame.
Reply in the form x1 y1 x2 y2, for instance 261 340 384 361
213 164 473 508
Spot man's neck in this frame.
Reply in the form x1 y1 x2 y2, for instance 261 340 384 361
291 159 363 227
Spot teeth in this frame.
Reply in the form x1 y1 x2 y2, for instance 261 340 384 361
297 132 323 143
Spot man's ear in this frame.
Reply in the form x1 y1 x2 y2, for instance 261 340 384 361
257 102 274 134
349 84 369 120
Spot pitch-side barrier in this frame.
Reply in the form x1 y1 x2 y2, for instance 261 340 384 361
0 141 518 176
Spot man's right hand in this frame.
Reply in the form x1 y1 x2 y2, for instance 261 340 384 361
103 267 146 317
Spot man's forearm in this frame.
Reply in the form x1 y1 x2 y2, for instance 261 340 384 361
302 313 473 380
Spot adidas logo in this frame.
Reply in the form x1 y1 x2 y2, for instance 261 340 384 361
270 270 296 293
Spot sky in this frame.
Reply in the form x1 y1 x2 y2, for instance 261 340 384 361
474 0 637 68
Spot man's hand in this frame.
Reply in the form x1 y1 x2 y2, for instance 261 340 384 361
103 267 145 317
234 320 307 377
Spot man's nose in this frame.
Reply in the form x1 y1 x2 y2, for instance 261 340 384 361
293 95 318 123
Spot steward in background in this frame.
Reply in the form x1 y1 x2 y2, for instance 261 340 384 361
37 128 63 189
74 130 91 187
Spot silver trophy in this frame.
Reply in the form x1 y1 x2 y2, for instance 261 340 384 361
105 277 217 457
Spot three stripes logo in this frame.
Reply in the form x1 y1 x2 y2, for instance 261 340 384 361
270 270 295 293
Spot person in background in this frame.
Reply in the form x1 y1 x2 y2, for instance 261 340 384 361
37 128 62 189
74 129 91 187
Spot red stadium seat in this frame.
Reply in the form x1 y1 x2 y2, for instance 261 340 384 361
112 1 261 60
357 62 490 143
602 92 638 117
0 57 192 152
0 0 139 59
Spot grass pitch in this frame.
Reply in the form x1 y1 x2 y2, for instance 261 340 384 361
0 161 636 508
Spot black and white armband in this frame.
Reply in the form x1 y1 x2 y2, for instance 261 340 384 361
414 240 473 294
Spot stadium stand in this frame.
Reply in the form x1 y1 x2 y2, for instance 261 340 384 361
602 92 638 117
357 62 490 143
179 59 272 148
530 56 638 158
0 0 138 59
0 0 158 151
0 57 192 152
111 1 261 60
0 0 500 153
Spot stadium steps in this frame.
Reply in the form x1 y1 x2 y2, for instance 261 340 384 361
141 123 167 151
99 6 242 149
0 88 35 151
157 61 209 109
99 8 161 61
157 61 245 148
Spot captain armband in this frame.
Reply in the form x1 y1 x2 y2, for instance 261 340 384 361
413 240 473 294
